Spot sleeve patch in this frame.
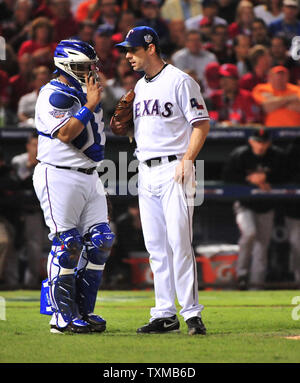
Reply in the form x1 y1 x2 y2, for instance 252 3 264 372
190 98 204 110
49 110 69 118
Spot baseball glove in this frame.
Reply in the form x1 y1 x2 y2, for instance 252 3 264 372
110 89 135 139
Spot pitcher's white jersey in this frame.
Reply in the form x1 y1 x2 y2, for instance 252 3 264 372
35 80 106 168
133 64 209 162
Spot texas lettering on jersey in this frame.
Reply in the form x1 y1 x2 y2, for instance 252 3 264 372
134 99 174 118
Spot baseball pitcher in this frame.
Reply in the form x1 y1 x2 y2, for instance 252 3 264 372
115 27 210 335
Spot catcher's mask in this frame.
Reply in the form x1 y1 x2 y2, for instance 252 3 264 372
54 39 100 93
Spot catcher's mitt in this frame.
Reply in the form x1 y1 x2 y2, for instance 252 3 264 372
110 89 135 138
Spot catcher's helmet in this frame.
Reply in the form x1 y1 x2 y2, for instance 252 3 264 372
54 39 99 92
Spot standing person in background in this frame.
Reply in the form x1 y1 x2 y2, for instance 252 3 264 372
223 128 287 290
33 39 114 334
116 26 210 335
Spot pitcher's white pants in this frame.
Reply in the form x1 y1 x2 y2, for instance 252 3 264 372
138 159 203 322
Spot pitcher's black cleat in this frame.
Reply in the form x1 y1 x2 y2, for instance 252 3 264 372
137 315 180 334
186 316 206 335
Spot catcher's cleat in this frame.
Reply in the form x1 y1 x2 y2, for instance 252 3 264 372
50 318 91 334
83 313 106 333
137 315 180 334
186 316 206 336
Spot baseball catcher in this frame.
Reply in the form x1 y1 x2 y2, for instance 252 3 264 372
110 89 135 140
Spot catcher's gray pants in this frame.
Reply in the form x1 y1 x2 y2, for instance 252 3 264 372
285 217 300 283
234 202 274 286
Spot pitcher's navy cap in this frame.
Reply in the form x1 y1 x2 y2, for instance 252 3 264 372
115 26 159 49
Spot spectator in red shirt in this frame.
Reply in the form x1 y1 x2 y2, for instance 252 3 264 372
240 45 272 91
50 0 79 42
18 17 57 68
209 63 262 126
9 53 34 112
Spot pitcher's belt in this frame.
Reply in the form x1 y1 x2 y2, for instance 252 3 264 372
144 155 177 167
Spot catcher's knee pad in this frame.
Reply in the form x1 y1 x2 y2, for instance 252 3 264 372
53 228 83 269
86 223 115 265
75 223 114 316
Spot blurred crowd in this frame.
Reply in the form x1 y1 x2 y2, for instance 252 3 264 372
1 0 300 290
0 0 300 128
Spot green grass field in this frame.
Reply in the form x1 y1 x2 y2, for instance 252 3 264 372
0 289 300 363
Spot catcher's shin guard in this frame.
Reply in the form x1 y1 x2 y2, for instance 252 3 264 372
47 229 83 328
76 223 115 316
